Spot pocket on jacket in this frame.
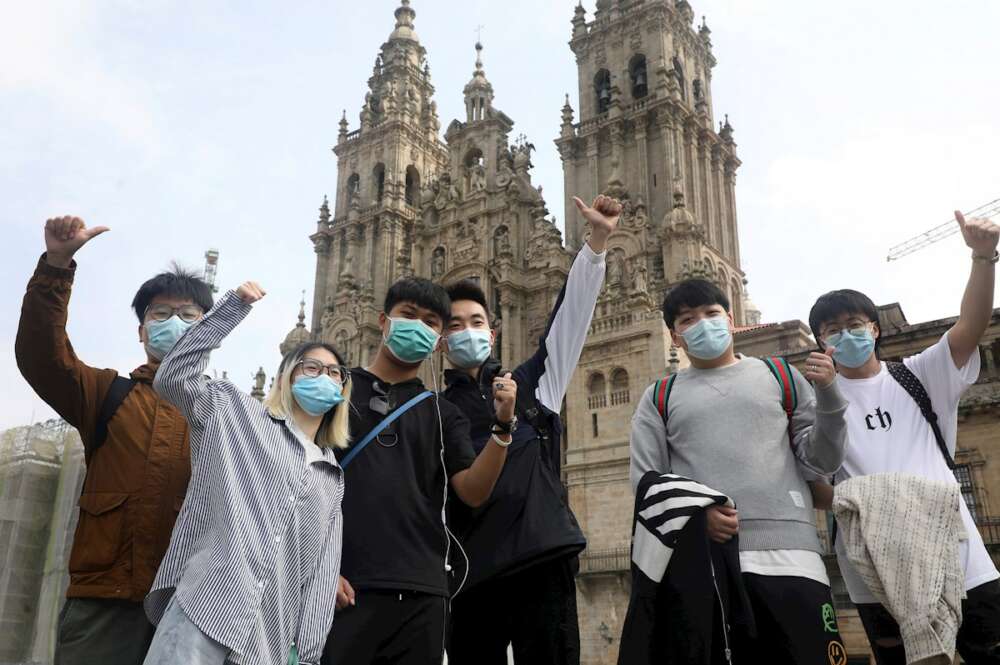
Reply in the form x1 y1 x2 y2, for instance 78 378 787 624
70 493 129 572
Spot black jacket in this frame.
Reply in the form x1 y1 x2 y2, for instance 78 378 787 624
442 245 608 590
618 471 755 665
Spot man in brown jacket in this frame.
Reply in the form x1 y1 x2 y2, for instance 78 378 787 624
15 216 214 665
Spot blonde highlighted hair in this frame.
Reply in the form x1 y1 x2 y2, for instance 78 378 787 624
263 342 352 449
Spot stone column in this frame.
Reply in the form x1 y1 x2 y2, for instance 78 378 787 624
635 123 649 202
311 236 331 334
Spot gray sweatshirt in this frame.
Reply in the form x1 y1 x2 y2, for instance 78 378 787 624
630 357 848 552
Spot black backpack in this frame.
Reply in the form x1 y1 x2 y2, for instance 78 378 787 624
92 376 137 451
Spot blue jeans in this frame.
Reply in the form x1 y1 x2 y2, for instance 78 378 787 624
143 595 230 665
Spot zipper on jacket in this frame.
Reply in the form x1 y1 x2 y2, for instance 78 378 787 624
709 557 733 664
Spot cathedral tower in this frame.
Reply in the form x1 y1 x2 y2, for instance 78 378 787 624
553 3 748 663
309 1 568 372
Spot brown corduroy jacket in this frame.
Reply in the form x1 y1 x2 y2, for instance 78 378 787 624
15 256 191 603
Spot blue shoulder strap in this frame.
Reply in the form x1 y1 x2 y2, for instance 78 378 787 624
340 390 435 469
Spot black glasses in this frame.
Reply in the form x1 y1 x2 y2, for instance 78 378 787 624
295 359 350 384
145 304 204 323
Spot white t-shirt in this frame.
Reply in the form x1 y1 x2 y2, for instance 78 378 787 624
740 550 830 586
833 331 999 604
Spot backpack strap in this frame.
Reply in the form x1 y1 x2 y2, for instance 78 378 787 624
93 376 137 451
761 356 797 424
886 361 955 470
340 390 434 470
651 374 678 423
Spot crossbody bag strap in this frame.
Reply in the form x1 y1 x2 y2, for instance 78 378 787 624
886 361 955 470
340 390 434 469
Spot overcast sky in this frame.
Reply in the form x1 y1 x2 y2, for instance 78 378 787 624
2 0 999 430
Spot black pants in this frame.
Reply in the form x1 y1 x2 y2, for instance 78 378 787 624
731 574 847 665
857 579 1000 665
321 589 447 665
447 556 581 665
54 597 156 665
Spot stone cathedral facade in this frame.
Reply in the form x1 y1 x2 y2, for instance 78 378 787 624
300 2 758 663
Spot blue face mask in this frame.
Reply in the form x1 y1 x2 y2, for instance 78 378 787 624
384 317 441 364
681 316 732 360
446 328 493 368
145 316 194 360
825 329 876 368
292 375 344 416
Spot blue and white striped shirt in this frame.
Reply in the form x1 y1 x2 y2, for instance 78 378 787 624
147 291 344 665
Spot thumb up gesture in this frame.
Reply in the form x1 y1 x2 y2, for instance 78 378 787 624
44 216 110 268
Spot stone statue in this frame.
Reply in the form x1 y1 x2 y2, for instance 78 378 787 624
631 260 648 293
494 227 511 256
435 174 451 208
470 163 487 192
431 248 446 277
608 251 623 284
321 309 335 334
496 159 514 189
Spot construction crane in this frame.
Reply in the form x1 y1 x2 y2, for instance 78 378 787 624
203 248 220 292
887 198 1000 262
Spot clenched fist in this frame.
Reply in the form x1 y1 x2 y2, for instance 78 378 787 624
236 281 266 304
492 371 517 425
44 216 110 268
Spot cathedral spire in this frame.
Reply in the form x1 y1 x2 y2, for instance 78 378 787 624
463 41 494 123
389 0 419 43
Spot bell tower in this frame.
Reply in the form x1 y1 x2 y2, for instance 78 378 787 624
554 3 750 663
310 0 449 365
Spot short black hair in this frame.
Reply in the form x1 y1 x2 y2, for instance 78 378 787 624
808 289 880 349
661 279 730 330
445 279 491 320
131 265 214 323
383 277 451 323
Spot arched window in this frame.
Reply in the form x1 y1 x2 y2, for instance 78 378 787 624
672 57 686 101
610 368 630 406
594 69 611 114
346 173 360 201
629 54 648 99
373 163 386 203
404 165 420 206
587 372 607 410
464 148 484 168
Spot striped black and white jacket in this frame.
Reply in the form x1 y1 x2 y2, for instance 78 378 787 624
148 291 344 665
630 472 733 583
619 471 753 665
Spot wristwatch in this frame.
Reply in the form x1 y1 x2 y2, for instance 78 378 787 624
972 250 1000 264
490 415 518 435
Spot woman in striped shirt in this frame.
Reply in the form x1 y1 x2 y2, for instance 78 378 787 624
144 282 349 665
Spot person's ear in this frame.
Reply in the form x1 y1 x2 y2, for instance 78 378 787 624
378 312 388 333
138 323 146 344
727 311 735 330
671 329 684 349
872 322 881 341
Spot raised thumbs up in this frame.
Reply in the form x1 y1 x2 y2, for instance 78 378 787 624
44 216 110 268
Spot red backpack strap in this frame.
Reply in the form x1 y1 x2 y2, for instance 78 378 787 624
651 374 679 425
762 357 798 443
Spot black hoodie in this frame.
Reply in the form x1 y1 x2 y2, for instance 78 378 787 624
443 244 607 589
